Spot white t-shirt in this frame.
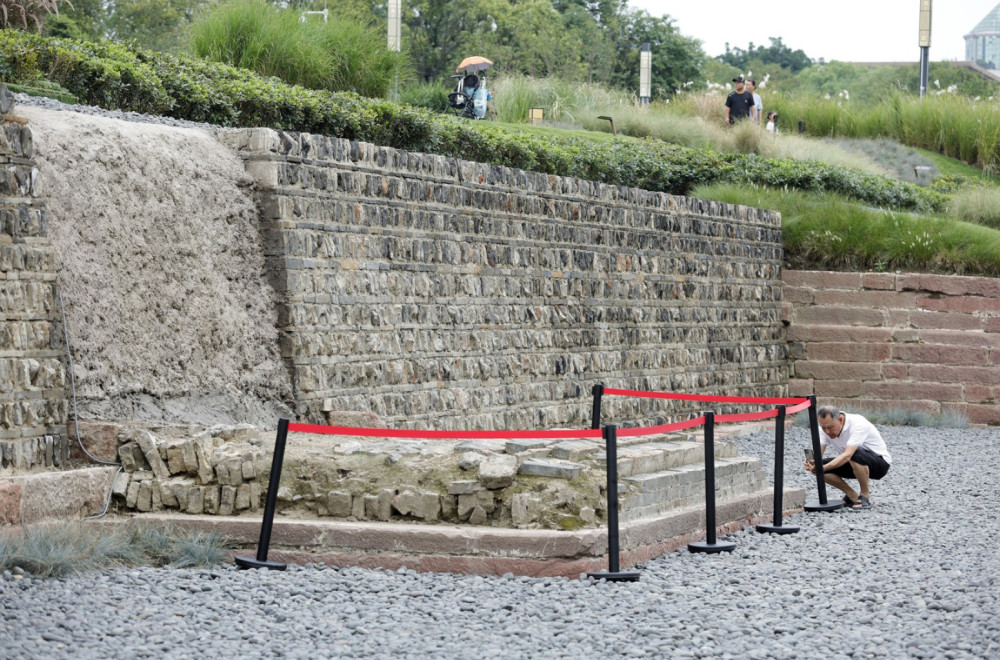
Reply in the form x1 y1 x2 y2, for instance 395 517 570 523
820 413 892 464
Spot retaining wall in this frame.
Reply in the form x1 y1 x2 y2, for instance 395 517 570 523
783 270 1000 424
219 128 788 430
0 90 67 471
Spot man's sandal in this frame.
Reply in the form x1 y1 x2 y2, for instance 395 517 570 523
841 495 859 508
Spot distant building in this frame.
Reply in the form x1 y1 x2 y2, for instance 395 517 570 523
965 2 1000 71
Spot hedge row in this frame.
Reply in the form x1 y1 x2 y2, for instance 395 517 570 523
0 30 946 213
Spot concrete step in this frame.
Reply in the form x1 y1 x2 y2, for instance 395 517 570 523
609 440 738 478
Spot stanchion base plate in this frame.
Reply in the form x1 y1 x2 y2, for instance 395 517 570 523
586 571 641 582
804 501 843 512
688 540 737 553
235 556 288 571
755 524 800 535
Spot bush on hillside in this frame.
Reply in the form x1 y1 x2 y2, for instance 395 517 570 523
0 30 945 213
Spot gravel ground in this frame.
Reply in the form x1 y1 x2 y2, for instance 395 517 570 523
2 425 998 659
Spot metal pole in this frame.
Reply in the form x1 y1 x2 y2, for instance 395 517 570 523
689 412 736 553
587 425 640 582
235 418 290 570
591 383 604 430
803 395 842 512
919 47 930 99
756 406 799 534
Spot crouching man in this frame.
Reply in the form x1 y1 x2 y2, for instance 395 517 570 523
804 406 892 509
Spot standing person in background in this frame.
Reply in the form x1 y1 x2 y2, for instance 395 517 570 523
724 76 754 125
747 79 763 125
765 111 778 132
804 406 892 509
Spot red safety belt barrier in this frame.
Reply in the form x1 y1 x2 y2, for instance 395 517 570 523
602 388 808 405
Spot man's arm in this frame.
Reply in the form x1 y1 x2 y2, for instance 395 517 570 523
822 444 858 470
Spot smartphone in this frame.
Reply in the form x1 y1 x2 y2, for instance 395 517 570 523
804 448 814 461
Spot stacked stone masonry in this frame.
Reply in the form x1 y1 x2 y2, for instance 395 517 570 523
105 420 773 532
0 87 67 472
219 128 789 430
784 270 1000 424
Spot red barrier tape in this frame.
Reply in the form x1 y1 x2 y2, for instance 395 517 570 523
285 396 811 442
617 415 706 437
602 388 807 405
287 422 603 440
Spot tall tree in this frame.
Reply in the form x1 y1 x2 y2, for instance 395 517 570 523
608 9 704 98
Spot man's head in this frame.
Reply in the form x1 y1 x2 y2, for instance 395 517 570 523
732 76 746 92
746 80 756 92
817 405 846 438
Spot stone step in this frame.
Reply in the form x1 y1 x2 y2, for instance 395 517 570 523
1 466 118 525
595 440 738 478
621 457 767 522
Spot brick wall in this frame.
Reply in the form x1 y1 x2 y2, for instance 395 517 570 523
220 128 789 429
783 270 1000 424
0 87 67 471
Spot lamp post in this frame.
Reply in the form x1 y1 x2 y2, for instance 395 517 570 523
919 0 932 98
639 43 651 106
388 0 401 101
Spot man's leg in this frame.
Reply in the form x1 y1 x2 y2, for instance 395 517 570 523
823 472 859 502
850 461 871 499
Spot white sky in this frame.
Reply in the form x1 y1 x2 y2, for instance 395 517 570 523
627 0 1000 63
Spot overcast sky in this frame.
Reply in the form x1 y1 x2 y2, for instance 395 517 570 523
627 0 1000 64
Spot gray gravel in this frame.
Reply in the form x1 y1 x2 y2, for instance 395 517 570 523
2 425 998 659
12 92 220 130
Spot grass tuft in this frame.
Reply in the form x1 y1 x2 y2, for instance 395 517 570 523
0 520 230 578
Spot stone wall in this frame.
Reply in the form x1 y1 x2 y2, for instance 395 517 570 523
219 128 788 430
784 270 1000 424
0 88 67 471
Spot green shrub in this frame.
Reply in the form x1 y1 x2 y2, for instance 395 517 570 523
398 81 449 112
188 0 409 98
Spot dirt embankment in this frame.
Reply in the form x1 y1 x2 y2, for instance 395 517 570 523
22 106 292 428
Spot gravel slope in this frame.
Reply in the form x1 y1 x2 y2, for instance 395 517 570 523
3 425 998 659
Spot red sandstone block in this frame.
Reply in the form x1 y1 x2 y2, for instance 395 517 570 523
909 311 983 331
781 302 793 324
964 385 997 404
890 344 989 367
985 318 1000 333
0 481 21 525
881 364 909 380
899 274 1000 297
909 364 1000 386
796 306 886 327
862 381 964 402
786 325 894 343
793 360 882 380
812 290 917 309
782 285 815 304
862 273 896 290
807 342 892 362
918 295 1000 315
813 379 864 397
966 404 1000 425
917 329 1000 348
781 271 862 289
788 378 814 397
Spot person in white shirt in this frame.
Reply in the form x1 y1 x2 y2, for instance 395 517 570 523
804 405 892 509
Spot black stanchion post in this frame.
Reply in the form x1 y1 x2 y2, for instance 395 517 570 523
689 411 736 553
235 418 290 570
804 395 842 512
591 383 605 430
756 405 800 534
587 424 640 582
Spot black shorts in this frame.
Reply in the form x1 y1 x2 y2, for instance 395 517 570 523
823 446 890 480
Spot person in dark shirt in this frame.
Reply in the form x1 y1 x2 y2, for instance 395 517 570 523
724 76 754 125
